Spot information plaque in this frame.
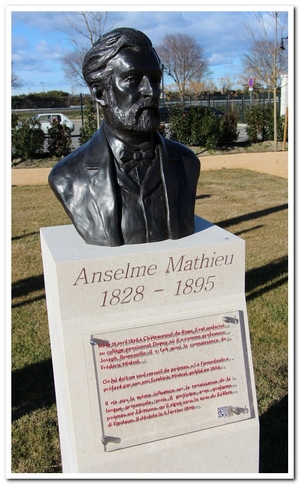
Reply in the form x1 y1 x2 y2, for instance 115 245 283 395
91 310 255 452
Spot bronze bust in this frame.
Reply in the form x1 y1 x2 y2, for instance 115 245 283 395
48 28 200 246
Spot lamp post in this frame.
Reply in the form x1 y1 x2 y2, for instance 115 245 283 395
40 81 45 92
280 36 288 50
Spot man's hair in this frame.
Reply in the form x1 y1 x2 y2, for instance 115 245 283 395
82 27 160 90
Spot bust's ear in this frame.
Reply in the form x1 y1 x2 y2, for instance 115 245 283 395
91 85 108 107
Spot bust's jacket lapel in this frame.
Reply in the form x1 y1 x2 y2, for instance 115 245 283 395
86 124 122 246
157 134 181 239
157 132 200 239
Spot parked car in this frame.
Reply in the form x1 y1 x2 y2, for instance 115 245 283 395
207 107 226 118
31 113 75 134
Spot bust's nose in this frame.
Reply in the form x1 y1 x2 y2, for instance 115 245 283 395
139 76 159 98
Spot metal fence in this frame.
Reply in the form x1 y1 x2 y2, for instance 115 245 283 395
165 92 281 123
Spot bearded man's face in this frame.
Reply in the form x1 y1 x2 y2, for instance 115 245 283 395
103 47 161 135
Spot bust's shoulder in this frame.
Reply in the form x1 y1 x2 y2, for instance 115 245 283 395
165 137 198 156
158 133 200 170
48 128 105 192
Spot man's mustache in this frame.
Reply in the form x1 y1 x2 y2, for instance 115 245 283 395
134 101 159 117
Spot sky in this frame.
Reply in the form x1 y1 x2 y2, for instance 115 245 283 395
8 5 291 97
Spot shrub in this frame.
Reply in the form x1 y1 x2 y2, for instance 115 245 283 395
169 106 191 145
79 98 97 145
47 120 73 157
245 105 268 142
190 107 221 148
219 112 239 145
245 104 285 143
262 104 285 142
169 106 238 149
11 112 19 129
12 118 45 161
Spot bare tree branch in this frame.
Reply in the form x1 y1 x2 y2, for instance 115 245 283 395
12 63 23 89
157 33 210 103
239 11 288 90
57 11 111 89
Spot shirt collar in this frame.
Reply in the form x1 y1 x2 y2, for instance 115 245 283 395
103 122 156 164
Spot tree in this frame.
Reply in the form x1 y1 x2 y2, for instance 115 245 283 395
187 80 216 98
240 11 288 151
240 12 288 91
58 11 115 128
157 34 210 104
59 11 110 88
218 76 237 94
11 63 23 89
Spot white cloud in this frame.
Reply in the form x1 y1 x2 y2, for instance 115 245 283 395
35 39 65 61
10 9 290 94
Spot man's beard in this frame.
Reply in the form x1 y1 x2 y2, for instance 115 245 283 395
105 92 160 134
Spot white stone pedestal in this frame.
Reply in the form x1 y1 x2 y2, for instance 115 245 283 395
40 216 259 476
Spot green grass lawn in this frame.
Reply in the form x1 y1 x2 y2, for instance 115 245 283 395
11 169 289 474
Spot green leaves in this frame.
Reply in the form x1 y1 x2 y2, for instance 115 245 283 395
169 106 238 149
245 104 285 143
12 118 45 161
78 98 98 145
47 121 73 157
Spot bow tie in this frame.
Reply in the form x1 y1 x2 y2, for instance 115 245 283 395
119 148 156 173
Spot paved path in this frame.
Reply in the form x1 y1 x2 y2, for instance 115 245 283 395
11 151 288 186
199 151 288 178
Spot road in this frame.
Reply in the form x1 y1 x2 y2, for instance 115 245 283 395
236 124 248 142
70 121 249 151
70 120 83 150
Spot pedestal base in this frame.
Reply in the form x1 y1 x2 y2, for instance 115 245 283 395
40 217 259 475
